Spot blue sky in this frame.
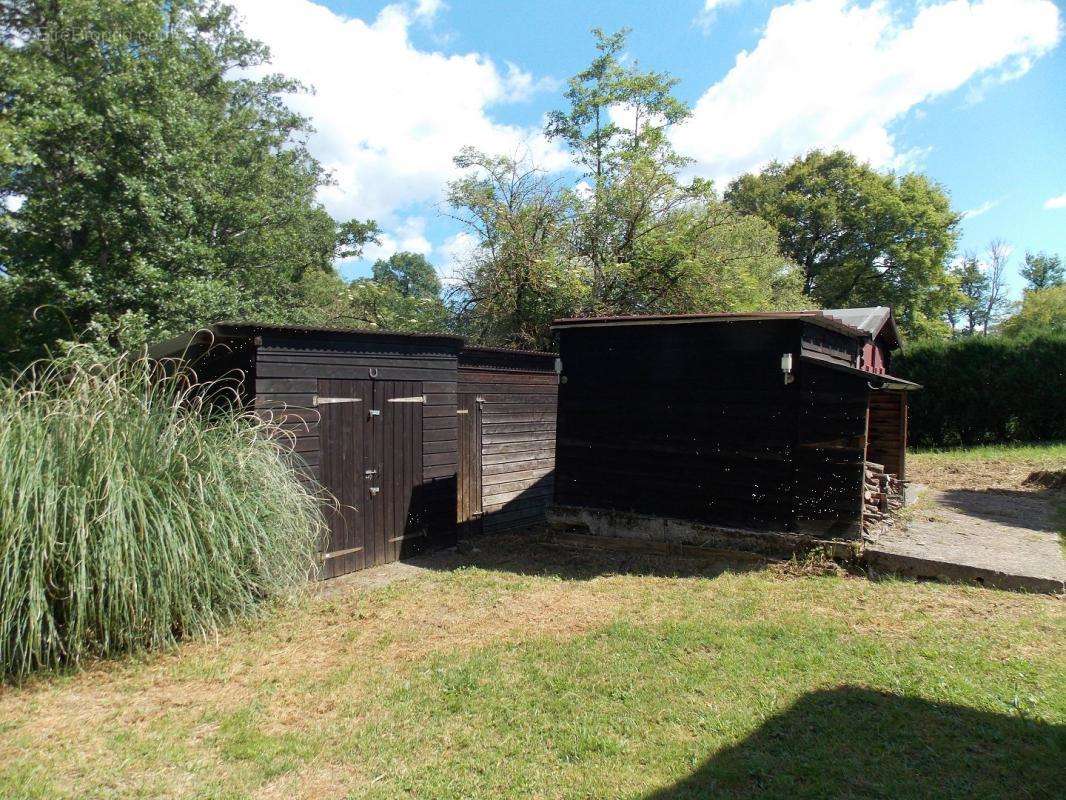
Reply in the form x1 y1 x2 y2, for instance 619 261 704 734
230 0 1066 300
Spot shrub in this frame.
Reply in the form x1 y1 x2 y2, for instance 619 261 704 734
0 353 323 679
894 334 1066 448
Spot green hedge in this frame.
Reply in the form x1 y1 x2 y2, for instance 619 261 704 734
894 334 1066 448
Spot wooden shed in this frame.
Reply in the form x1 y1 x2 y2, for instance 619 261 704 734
150 323 465 578
150 323 559 579
550 308 917 553
457 347 559 536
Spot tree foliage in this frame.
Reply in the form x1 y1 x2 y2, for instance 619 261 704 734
1000 285 1066 339
1020 251 1064 292
371 251 442 299
448 30 804 349
0 0 377 365
726 150 959 337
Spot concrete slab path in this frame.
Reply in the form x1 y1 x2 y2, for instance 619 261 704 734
865 487 1065 594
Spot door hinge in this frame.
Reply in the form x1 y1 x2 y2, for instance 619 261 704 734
313 396 363 407
387 395 426 404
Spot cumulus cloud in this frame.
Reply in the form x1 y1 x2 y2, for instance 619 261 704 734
1044 193 1066 210
228 0 564 230
361 216 433 263
674 0 1062 185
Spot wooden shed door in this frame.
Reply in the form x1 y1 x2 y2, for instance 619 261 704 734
457 393 483 537
318 378 371 578
317 379 424 577
371 380 425 566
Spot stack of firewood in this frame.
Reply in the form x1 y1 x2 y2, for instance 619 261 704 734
863 461 903 534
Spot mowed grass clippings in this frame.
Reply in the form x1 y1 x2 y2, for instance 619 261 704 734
909 441 1066 490
0 544 1062 800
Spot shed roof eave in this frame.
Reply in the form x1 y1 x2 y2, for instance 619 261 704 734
551 310 868 339
799 352 921 390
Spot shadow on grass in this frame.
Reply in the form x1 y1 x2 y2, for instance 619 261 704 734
403 528 772 582
936 487 1062 534
643 687 1064 800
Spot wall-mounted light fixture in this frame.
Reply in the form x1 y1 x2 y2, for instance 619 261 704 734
781 353 795 385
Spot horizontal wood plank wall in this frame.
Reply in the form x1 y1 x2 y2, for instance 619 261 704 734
793 361 868 538
867 389 906 480
253 332 460 570
554 321 798 532
459 349 558 534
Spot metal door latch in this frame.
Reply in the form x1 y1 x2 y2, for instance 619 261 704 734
365 469 377 477
369 409 381 417
369 487 380 495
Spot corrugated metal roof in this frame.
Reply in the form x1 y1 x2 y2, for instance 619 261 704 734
821 306 900 347
551 310 869 339
148 321 464 359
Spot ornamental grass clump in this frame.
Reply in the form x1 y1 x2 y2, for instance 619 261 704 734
0 352 323 679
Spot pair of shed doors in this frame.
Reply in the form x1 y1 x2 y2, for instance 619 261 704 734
316 379 425 578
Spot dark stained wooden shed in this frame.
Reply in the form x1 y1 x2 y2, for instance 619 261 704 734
550 308 917 551
150 322 465 578
457 347 559 536
150 323 560 579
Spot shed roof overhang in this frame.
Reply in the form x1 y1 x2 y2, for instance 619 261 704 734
148 321 465 360
551 310 867 339
799 352 921 391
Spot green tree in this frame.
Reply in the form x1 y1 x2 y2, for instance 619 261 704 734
0 0 377 365
1000 285 1066 338
1020 251 1064 292
725 150 960 336
947 254 989 336
446 148 582 349
448 30 804 347
371 252 442 299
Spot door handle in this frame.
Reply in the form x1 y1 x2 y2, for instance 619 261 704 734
369 487 380 496
365 469 377 477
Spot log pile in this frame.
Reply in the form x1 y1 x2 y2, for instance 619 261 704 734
863 460 903 535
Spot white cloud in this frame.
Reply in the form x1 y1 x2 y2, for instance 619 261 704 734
961 198 1000 219
437 230 479 285
1044 193 1066 210
361 216 434 264
412 0 445 23
697 0 745 29
675 0 1062 186
228 0 564 239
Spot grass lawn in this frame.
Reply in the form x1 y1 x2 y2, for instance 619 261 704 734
1 536 1063 800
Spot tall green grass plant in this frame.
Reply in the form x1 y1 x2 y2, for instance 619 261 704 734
0 352 323 679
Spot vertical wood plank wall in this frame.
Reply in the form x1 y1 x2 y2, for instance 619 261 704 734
554 320 871 538
554 321 799 532
252 332 461 576
866 389 907 480
458 349 559 534
792 362 869 538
